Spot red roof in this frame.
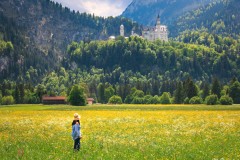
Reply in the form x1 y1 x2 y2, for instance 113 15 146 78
87 98 94 101
42 96 66 101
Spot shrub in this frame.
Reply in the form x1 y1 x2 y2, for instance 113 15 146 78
24 95 40 104
132 90 144 98
150 95 161 104
220 95 233 105
184 97 190 104
205 94 218 105
160 92 171 104
143 95 153 104
189 96 203 104
108 95 123 104
124 95 133 104
68 85 86 106
1 96 15 105
131 97 144 104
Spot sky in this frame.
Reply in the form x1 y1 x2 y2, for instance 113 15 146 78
52 0 132 17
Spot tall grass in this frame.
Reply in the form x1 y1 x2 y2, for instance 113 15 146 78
0 105 240 159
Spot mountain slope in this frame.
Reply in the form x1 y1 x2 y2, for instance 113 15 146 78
121 0 212 26
0 0 140 80
171 0 240 37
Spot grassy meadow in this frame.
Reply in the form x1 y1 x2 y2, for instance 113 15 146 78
0 104 240 160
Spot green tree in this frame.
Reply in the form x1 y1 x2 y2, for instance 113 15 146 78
184 77 198 99
14 85 20 104
19 83 25 104
189 96 203 104
68 85 86 106
80 82 90 98
108 95 122 104
1 96 15 105
143 95 153 104
173 81 184 104
211 77 221 98
160 92 171 104
97 83 105 103
24 92 40 104
205 94 218 105
35 84 46 102
150 95 161 104
184 97 190 104
229 81 240 104
220 95 233 105
202 82 210 100
131 97 144 104
132 90 144 98
104 86 115 103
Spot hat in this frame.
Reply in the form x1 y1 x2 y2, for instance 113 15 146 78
74 113 81 120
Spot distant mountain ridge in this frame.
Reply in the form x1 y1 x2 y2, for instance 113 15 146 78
121 0 212 26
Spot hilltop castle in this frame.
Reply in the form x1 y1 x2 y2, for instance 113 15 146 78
110 15 168 41
142 15 168 42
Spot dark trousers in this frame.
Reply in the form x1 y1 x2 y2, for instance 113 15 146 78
74 138 80 151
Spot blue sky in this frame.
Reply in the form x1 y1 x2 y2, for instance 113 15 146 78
52 0 132 17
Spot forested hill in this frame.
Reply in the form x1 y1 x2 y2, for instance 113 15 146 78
65 35 240 84
170 0 240 37
0 0 141 80
122 0 240 38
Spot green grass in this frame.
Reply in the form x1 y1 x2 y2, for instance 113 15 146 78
1 104 240 111
0 104 240 159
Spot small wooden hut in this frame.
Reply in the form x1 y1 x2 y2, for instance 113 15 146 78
42 96 66 104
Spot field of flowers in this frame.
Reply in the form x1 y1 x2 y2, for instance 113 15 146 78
0 104 240 159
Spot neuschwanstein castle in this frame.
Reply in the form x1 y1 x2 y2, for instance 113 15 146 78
142 15 168 41
112 15 168 42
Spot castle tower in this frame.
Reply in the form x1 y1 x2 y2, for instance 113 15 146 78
156 14 161 30
156 14 161 26
120 24 124 37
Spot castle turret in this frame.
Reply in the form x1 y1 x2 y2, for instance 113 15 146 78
156 14 161 26
120 24 124 37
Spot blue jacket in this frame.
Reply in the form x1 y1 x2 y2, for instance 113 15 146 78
72 123 81 140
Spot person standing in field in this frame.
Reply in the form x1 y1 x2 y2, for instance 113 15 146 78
72 113 82 151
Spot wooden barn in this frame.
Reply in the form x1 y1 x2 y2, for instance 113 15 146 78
42 96 66 104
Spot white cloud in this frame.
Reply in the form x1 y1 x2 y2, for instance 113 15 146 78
52 0 132 17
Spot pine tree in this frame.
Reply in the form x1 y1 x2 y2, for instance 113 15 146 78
19 83 24 103
97 83 105 103
211 77 221 98
173 81 184 104
184 77 198 99
229 80 240 104
202 82 210 100
14 85 20 104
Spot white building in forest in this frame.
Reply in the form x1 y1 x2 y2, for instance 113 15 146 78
142 15 168 42
120 24 124 37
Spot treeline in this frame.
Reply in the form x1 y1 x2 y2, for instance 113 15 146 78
0 74 240 105
1 30 240 105
65 34 240 82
